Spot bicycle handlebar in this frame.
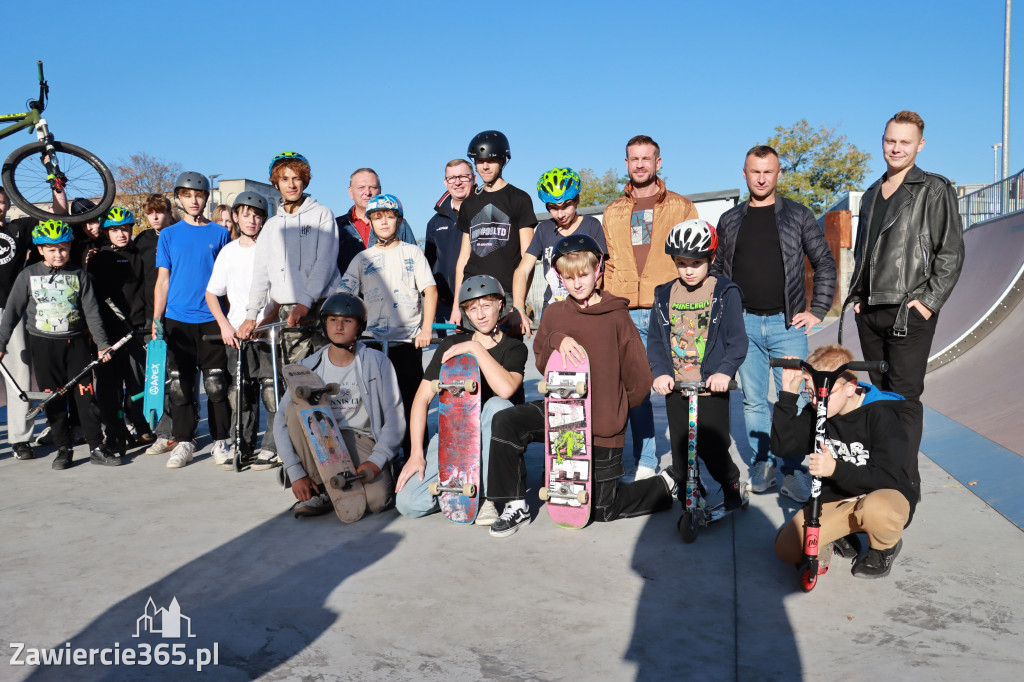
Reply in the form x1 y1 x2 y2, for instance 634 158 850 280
37 61 44 83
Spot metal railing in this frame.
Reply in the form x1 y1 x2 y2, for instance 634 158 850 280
959 168 1024 229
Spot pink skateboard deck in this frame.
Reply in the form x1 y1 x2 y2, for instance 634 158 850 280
428 353 481 523
538 350 592 529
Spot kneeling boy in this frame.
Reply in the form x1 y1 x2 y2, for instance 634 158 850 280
275 293 404 517
772 343 916 578
486 235 674 538
395 275 527 524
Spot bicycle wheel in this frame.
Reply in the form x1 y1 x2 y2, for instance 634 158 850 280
2 140 115 223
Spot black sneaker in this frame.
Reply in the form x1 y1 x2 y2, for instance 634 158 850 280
12 442 34 460
489 504 530 538
832 533 862 559
52 447 73 470
90 445 124 467
723 481 744 511
851 539 903 579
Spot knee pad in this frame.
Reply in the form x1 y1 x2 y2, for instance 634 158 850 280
203 369 229 404
167 371 190 406
261 378 279 413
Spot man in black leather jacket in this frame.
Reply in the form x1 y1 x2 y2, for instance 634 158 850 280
846 110 964 493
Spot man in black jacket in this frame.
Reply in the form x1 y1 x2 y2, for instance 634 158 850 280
424 159 476 329
712 145 836 503
847 110 964 493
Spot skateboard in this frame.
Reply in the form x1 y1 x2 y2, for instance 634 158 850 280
282 364 367 524
143 335 167 430
537 350 592 529
428 353 481 523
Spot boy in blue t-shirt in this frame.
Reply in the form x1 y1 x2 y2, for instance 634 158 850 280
511 168 607 336
152 171 232 468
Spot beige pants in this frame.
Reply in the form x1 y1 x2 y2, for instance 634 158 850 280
285 406 394 513
774 489 910 565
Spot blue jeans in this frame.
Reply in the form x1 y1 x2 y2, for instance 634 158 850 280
737 312 808 475
628 308 657 471
396 396 513 518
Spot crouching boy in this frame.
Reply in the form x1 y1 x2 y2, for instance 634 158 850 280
485 235 674 538
275 293 404 517
772 343 916 578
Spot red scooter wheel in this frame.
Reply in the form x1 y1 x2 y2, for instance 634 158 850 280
800 562 818 592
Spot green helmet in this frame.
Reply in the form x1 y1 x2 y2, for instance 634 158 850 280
537 168 581 204
101 206 135 229
269 152 310 178
32 219 74 245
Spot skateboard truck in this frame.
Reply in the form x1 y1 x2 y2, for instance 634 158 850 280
428 481 477 497
329 469 372 491
537 378 587 398
294 383 340 405
538 484 588 504
430 379 477 396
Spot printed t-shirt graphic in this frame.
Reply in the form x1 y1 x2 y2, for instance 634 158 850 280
630 194 657 275
668 277 714 381
31 273 82 333
469 204 511 259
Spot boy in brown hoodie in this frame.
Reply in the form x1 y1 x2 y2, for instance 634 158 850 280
486 234 675 537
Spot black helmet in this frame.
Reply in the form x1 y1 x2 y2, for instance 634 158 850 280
320 293 367 334
551 234 604 271
467 130 511 164
174 171 210 193
70 197 97 216
232 191 269 215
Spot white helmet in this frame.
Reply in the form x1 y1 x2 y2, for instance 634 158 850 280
665 219 718 259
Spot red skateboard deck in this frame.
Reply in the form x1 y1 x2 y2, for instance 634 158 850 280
428 353 481 523
538 350 592 529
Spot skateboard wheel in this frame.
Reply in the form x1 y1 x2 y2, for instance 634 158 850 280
576 490 588 504
464 380 477 393
430 379 441 394
462 483 476 497
537 381 548 394
575 381 586 396
325 382 341 395
679 510 700 543
294 385 310 400
538 487 549 501
428 481 440 496
329 475 342 490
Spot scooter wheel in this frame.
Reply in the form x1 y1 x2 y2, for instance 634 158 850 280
678 511 700 543
800 564 818 592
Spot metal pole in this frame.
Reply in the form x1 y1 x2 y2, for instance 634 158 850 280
1003 0 1012 179
995 143 1003 183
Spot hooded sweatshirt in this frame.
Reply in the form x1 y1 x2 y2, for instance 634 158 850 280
771 383 917 521
247 195 339 317
534 292 653 448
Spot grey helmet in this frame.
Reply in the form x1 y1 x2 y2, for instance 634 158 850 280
174 171 210 193
320 292 367 334
458 275 506 332
232 191 268 215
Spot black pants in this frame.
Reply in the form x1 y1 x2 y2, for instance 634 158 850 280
225 342 278 455
363 340 423 460
666 391 739 497
95 332 149 444
31 336 103 449
856 304 938 486
487 401 673 521
165 318 230 441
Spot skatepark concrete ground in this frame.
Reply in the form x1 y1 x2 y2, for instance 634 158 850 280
2 340 1023 681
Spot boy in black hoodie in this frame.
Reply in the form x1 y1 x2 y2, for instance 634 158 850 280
772 343 916 579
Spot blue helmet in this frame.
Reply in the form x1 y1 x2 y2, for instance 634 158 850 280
365 194 403 219
268 152 309 178
32 219 74 245
537 168 581 204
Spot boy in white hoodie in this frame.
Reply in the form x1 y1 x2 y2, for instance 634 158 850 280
237 152 340 365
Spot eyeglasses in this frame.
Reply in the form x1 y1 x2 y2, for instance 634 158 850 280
445 174 473 184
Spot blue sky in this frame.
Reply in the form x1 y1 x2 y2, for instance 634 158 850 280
3 1 1015 235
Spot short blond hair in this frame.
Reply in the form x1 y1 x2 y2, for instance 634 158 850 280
888 110 925 134
805 344 857 383
554 250 600 279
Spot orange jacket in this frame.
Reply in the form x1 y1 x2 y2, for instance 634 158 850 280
601 177 698 308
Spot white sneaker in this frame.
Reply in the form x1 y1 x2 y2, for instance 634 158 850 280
475 499 499 526
634 465 657 481
781 470 812 503
294 492 332 517
166 441 195 469
145 437 177 455
211 439 231 465
251 450 281 471
747 460 777 493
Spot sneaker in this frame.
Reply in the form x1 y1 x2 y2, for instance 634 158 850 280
489 503 530 538
723 481 744 510
851 539 903 579
251 450 281 471
658 467 679 497
51 447 73 470
145 437 177 455
747 460 777 493
34 426 53 446
12 442 34 460
832 533 863 560
211 439 231 466
475 499 500 526
166 441 195 469
293 492 333 518
90 445 123 467
780 470 812 503
634 465 657 481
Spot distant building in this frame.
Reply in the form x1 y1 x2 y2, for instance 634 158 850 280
208 178 282 218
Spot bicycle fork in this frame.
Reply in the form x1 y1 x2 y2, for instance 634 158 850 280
32 118 66 193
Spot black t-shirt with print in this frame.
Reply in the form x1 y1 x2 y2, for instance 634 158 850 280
0 218 36 308
457 183 537 291
424 331 528 405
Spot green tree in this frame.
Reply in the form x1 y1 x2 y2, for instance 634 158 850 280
577 167 627 207
764 120 871 215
